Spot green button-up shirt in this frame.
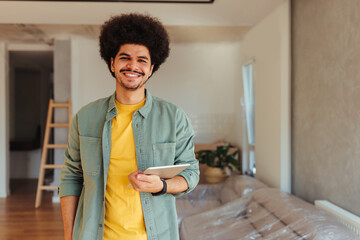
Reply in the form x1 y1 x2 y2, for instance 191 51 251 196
58 90 199 240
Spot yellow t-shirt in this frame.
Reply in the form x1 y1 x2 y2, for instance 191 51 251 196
103 98 147 240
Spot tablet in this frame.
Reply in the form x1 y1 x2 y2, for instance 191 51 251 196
143 164 190 179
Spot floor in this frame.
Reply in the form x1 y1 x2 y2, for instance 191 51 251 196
0 179 64 240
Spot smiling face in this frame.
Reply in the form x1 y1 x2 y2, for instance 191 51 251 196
111 44 154 92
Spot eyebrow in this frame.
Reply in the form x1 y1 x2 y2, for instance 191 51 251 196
119 53 149 60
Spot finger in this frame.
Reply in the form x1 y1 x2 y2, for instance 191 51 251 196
137 174 160 183
128 171 143 189
132 170 143 176
129 178 143 191
128 170 143 181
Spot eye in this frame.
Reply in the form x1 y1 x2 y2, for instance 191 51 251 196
120 57 130 60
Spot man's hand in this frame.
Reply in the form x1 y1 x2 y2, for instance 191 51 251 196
128 170 189 194
128 170 164 193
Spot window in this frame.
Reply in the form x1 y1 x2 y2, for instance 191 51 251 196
242 62 255 175
242 63 255 145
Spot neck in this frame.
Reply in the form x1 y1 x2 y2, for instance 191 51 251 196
115 85 146 105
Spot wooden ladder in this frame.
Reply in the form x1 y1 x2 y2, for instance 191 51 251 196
35 99 72 208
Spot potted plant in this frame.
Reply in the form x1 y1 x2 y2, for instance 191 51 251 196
196 144 240 184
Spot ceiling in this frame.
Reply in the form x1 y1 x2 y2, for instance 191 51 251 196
12 0 214 2
0 24 251 45
0 0 284 26
0 0 284 44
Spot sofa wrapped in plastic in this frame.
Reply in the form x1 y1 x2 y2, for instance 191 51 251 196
179 187 359 240
176 174 268 226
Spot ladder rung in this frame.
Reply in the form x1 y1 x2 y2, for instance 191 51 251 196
36 99 72 208
52 103 70 108
49 123 70 128
47 144 67 149
40 185 58 190
44 164 63 169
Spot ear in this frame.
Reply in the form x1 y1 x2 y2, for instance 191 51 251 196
110 57 115 72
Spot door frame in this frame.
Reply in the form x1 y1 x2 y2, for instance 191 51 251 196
0 43 53 198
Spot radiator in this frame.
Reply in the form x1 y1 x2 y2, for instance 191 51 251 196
315 200 360 237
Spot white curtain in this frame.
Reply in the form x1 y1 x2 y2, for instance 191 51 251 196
242 63 255 145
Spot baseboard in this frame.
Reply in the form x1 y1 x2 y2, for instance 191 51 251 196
0 191 8 198
52 195 60 203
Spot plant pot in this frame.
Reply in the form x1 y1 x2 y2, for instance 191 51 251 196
204 166 227 184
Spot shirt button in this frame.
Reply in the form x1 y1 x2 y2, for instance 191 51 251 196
135 123 139 127
99 224 103 228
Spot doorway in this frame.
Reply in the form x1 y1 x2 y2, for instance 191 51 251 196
9 50 54 193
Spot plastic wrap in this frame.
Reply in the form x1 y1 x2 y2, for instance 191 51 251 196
176 174 267 226
179 188 359 240
176 182 224 225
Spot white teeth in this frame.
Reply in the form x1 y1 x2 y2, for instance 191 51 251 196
125 73 138 77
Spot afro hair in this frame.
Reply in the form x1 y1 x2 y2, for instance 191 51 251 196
99 13 170 78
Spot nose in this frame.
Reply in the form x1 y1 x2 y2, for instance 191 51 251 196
126 60 138 71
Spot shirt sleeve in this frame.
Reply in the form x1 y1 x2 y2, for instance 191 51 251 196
58 114 84 197
172 109 200 198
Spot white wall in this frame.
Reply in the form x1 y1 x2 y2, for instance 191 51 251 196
237 0 291 191
70 37 114 114
149 41 240 143
52 40 72 192
10 150 41 179
71 37 240 144
0 42 10 197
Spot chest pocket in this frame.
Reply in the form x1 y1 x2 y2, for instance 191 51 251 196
79 136 102 176
152 142 176 166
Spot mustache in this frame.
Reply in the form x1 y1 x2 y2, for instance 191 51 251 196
120 69 145 76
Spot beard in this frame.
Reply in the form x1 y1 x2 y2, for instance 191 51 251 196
117 77 149 91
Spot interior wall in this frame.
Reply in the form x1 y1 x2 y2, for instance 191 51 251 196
149 41 240 144
52 40 71 192
292 0 360 215
236 0 291 191
71 36 240 144
0 42 10 197
10 150 42 179
70 37 114 115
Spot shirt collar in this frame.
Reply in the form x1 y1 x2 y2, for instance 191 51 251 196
107 91 117 114
138 89 153 118
107 89 153 118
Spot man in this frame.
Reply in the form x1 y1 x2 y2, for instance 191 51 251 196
58 13 199 240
